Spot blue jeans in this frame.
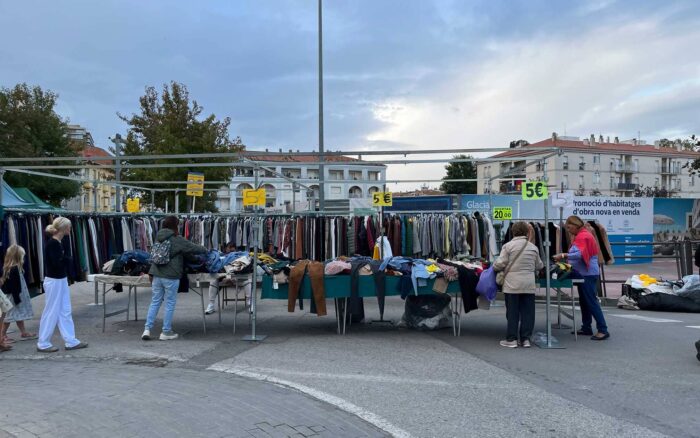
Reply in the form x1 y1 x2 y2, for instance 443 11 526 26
577 275 608 335
145 277 180 332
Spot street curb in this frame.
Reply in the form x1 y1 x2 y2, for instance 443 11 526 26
208 363 412 438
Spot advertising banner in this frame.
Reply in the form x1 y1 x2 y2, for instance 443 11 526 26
460 195 653 264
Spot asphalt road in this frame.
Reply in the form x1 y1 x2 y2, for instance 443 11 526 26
2 280 699 438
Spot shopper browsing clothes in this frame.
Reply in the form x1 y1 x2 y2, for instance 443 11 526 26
554 215 610 340
493 221 544 348
37 217 87 353
142 216 207 341
1 245 37 343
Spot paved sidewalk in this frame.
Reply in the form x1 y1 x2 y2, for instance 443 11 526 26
0 359 388 438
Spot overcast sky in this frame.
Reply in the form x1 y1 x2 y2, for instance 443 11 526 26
1 0 699 188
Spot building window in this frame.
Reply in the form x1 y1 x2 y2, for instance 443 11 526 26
655 161 660 173
331 186 342 195
578 174 584 188
610 176 615 188
562 175 569 189
349 186 363 198
633 159 639 172
594 171 600 185
593 154 600 165
655 178 660 187
368 171 380 181
329 170 344 181
349 171 362 181
578 156 585 170
562 156 569 170
690 176 695 187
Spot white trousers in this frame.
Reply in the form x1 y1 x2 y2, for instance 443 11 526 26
37 277 80 349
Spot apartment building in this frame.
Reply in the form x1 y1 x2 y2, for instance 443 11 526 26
216 151 386 212
63 146 124 211
477 133 700 197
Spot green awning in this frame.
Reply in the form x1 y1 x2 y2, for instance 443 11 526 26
13 187 59 210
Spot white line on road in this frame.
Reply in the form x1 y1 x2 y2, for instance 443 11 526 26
609 314 683 323
686 326 700 329
209 364 414 438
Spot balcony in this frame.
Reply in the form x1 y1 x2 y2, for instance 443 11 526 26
562 163 569 170
616 183 639 191
661 166 681 175
613 165 635 173
578 163 586 171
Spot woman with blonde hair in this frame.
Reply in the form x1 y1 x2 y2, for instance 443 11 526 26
0 244 37 343
36 217 87 353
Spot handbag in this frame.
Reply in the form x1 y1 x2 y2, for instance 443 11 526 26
496 240 528 287
476 266 498 300
0 289 14 314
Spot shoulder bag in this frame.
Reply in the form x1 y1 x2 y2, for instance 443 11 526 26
496 240 528 286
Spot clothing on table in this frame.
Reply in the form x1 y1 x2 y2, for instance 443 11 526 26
287 260 327 316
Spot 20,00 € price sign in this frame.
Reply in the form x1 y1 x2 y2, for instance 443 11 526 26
493 207 512 220
522 181 548 200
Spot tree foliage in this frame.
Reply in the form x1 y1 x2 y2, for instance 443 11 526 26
440 154 477 194
634 185 670 198
0 83 81 205
680 135 700 175
117 82 244 212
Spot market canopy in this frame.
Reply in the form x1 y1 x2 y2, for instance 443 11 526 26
1 180 34 208
13 187 56 210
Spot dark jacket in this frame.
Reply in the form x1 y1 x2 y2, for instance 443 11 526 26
149 229 207 280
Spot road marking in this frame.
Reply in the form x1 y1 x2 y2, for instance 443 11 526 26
686 326 700 329
609 314 683 323
209 364 414 438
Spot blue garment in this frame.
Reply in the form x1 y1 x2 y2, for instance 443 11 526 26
577 275 608 335
119 250 151 265
411 260 436 295
568 244 600 276
205 250 248 273
145 277 180 332
380 256 413 271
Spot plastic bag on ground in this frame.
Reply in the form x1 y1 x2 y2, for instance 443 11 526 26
401 294 452 330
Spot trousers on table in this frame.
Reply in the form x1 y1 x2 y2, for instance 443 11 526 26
287 260 326 316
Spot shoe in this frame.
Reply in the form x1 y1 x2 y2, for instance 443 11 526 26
141 329 151 341
37 346 59 353
571 329 593 336
499 340 518 348
205 303 216 315
696 340 700 362
65 342 88 351
159 331 179 341
520 339 532 348
591 333 610 341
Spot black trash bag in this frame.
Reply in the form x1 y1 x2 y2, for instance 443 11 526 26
401 294 452 330
637 293 700 313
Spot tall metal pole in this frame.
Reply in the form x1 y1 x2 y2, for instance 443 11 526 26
175 190 180 214
244 166 266 342
112 134 123 212
317 0 325 212
93 181 98 212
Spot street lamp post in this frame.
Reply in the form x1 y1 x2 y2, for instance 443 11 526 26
318 0 325 212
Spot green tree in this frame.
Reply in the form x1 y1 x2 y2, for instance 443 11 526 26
440 154 477 194
117 82 244 212
0 83 81 205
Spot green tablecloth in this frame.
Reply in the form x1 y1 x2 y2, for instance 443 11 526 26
538 278 575 288
262 274 460 299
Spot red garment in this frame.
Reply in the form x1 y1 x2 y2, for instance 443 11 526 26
572 228 599 268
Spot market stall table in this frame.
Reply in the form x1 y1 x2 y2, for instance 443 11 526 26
262 274 463 335
92 274 151 332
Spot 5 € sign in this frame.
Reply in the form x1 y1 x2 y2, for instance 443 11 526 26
522 181 548 200
372 192 393 207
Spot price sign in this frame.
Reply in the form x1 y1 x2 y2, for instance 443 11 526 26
186 172 205 197
126 198 140 213
372 192 393 207
522 181 548 200
243 188 266 206
493 207 512 220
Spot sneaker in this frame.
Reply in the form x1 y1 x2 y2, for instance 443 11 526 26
695 340 700 362
65 342 88 351
205 303 216 315
159 331 179 341
141 329 151 341
499 340 518 348
36 346 59 353
520 339 532 348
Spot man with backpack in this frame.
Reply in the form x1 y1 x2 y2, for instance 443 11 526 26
142 216 207 341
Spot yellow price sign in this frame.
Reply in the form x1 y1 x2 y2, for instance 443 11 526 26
126 198 140 213
493 207 512 220
522 181 548 200
243 188 266 206
186 172 205 197
372 192 393 207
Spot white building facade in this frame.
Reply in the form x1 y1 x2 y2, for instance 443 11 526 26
216 154 386 212
477 134 700 198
